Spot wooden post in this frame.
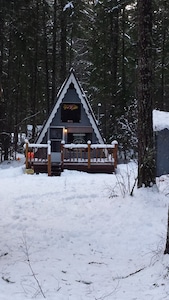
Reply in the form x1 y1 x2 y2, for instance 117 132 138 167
47 140 51 176
112 141 118 169
87 140 91 169
25 141 29 169
61 140 65 170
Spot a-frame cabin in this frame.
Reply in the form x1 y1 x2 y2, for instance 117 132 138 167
26 69 117 175
36 68 104 161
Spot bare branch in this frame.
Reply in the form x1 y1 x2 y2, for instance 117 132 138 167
21 235 46 298
14 111 40 128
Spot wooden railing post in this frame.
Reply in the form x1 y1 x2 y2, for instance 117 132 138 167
87 140 91 169
47 140 51 176
25 140 29 169
61 140 65 169
112 141 118 169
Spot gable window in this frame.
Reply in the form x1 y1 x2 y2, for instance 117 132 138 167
61 103 81 123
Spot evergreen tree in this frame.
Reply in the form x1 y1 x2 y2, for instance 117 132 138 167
64 0 93 88
0 0 169 159
153 0 169 111
137 0 156 187
90 1 137 143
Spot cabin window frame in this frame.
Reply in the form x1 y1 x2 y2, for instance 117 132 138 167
61 103 81 123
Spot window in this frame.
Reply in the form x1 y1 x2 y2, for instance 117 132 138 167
49 127 63 139
49 127 64 152
61 103 81 123
51 141 61 152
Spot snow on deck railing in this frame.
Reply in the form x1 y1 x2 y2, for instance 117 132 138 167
62 140 118 149
24 140 118 174
63 143 88 149
91 141 118 149
61 140 118 169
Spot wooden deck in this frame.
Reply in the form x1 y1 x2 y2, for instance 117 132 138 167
25 141 118 176
62 161 115 173
27 161 114 175
27 161 63 176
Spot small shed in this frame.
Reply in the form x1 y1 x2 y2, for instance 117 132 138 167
153 110 169 176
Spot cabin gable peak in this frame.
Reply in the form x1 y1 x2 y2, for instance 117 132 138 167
36 70 103 145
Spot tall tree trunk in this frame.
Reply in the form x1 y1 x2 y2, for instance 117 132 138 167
0 0 3 82
14 54 21 153
160 0 167 110
121 7 126 105
60 0 67 84
52 0 57 103
137 0 156 188
42 0 50 114
0 0 4 131
31 0 39 141
110 0 119 104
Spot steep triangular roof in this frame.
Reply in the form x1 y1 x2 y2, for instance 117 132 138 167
36 69 104 144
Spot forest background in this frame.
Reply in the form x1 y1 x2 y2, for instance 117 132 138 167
0 0 168 159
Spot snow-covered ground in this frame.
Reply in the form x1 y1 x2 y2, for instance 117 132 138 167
0 155 169 300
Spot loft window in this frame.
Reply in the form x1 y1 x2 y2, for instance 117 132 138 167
61 103 81 123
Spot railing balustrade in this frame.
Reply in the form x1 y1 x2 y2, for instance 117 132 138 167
61 140 118 169
24 140 118 175
25 140 51 176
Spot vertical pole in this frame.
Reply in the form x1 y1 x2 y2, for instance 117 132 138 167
112 141 118 169
61 140 65 170
47 140 51 176
97 103 101 125
25 141 29 169
87 140 91 169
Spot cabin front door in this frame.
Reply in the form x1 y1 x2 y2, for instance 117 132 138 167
48 126 65 162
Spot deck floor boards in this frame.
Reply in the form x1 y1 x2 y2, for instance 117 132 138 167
28 161 115 175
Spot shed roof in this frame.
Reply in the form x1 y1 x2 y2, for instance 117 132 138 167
153 110 169 132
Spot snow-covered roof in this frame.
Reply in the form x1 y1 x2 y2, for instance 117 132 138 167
36 69 104 144
153 110 169 131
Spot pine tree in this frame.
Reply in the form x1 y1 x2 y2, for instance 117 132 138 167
137 0 156 187
153 0 169 111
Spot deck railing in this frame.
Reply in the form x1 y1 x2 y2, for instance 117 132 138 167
25 140 118 174
25 140 52 176
61 140 118 170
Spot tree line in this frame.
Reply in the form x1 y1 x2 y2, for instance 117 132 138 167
0 0 169 159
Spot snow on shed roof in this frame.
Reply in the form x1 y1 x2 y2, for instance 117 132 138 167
153 110 169 131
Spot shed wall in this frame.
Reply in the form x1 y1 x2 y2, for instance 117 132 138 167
155 128 169 176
